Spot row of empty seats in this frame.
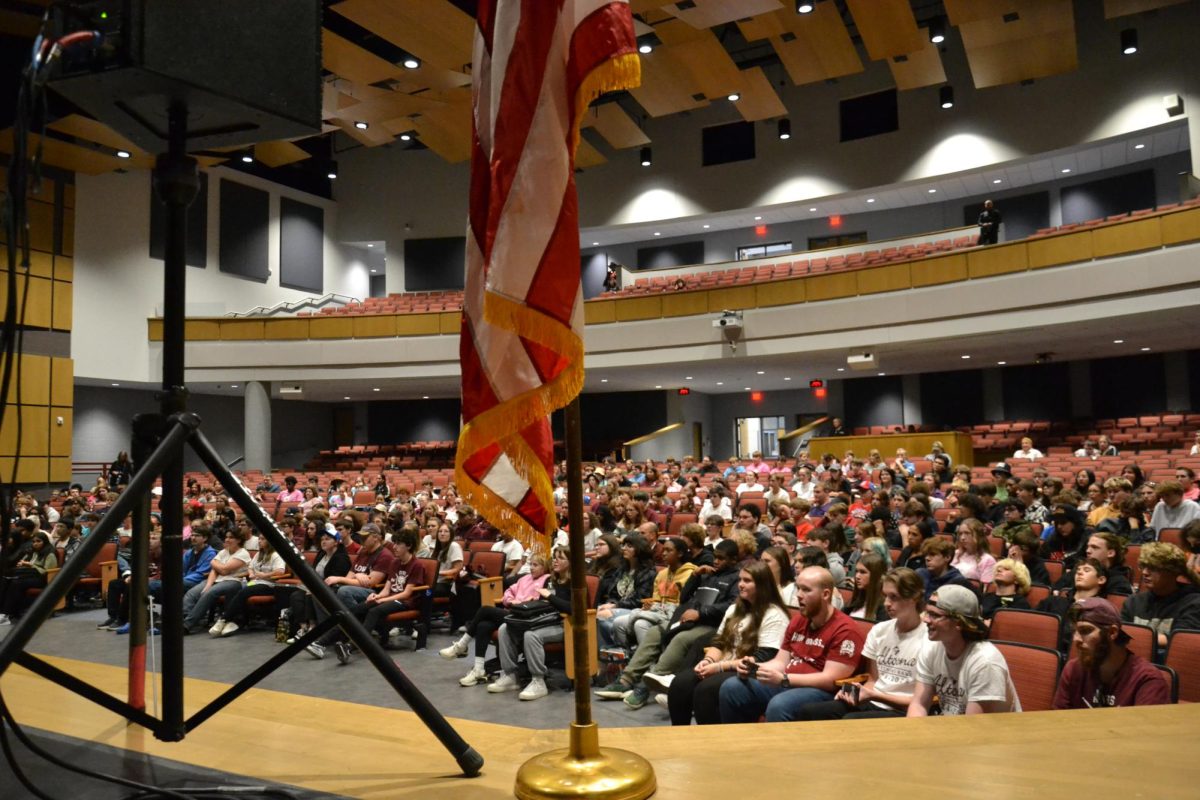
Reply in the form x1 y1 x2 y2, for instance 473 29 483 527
1028 196 1200 238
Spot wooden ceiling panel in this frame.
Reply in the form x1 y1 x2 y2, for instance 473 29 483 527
653 18 707 46
845 0 924 61
585 103 650 150
331 0 474 73
412 87 473 163
957 1 1073 47
666 30 743 100
329 89 444 126
667 0 783 30
629 49 709 117
48 114 145 157
629 0 664 14
736 12 788 42
332 118 396 147
887 29 947 90
734 67 787 122
944 0 1022 25
0 132 126 175
322 29 403 85
771 2 863 87
387 67 471 95
574 138 607 170
957 1 1077 88
254 140 312 168
1104 0 1190 17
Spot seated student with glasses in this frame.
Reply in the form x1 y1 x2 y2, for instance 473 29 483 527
908 585 1020 716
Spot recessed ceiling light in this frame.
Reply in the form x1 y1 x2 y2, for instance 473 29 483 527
399 133 413 141
1140 346 1151 351
716 381 724 386
756 370 765 375
878 372 886 376
809 207 817 212
367 243 374 248
653 232 661 236
1060 168 1071 173
798 3 814 14
744 387 752 391
403 57 420 69
702 224 710 229
601 378 608 383
111 382 120 387
638 42 652 54
354 121 369 130
836 367 845 372
783 377 791 381
343 396 351 400
116 150 131 159
655 385 662 389
992 179 1002 184
685 376 693 380
754 215 762 221
727 93 740 102
927 188 937 193
866 198 875 204
241 153 254 163
231 384 238 388
373 387 381 391
997 361 1006 365
961 355 971 359
370 269 377 273
1113 339 1124 344
592 242 599 246
422 395 430 399
1133 143 1145 150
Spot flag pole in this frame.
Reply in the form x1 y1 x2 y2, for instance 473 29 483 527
513 396 655 800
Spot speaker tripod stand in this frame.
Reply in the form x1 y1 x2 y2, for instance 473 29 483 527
0 104 482 778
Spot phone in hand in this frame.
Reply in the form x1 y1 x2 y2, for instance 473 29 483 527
744 660 758 680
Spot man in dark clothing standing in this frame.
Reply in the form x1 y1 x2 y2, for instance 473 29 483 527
978 199 1002 245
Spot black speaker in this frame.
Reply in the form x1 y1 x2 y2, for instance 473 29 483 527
48 0 322 151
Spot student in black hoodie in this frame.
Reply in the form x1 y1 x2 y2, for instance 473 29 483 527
594 540 741 709
1120 542 1200 659
1054 532 1133 596
1040 501 1087 572
1008 528 1051 587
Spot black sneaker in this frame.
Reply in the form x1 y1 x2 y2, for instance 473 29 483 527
334 641 352 664
97 618 117 630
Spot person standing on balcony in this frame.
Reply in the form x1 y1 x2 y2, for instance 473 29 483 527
977 199 1002 245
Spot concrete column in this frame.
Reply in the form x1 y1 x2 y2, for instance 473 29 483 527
244 381 272 471
1069 360 1092 419
981 369 1004 421
1165 351 1191 412
901 374 922 426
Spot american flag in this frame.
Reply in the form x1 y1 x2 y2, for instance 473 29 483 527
456 0 639 549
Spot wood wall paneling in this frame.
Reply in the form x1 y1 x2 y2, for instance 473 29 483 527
52 280 72 331
756 277 807 307
1027 230 1094 269
351 315 399 338
857 262 912 295
262 318 311 340
584 300 617 325
966 242 1029 278
705 285 757 311
1091 217 1162 257
661 290 710 318
667 30 745 100
1160 207 1200 245
393 313 442 336
50 407 72 457
805 271 858 301
909 253 968 287
1103 0 1190 18
50 358 73 408
614 296 664 322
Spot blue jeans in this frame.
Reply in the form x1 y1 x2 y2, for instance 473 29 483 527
182 580 243 630
598 608 633 649
718 677 834 723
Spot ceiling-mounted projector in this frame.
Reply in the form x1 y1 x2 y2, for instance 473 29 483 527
847 353 877 371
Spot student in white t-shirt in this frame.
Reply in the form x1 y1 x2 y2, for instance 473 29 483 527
796 567 927 720
908 585 1021 716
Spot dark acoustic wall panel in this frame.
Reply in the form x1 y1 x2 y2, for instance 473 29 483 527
1061 169 1156 225
552 391 667 456
1089 354 1166 418
581 251 609 298
1000 363 1069 421
404 236 466 291
844 375 904 428
150 171 208 267
368 399 461 444
920 370 984 428
962 191 1049 242
701 121 755 167
218 180 270 282
1189 350 1200 411
840 89 898 142
636 241 705 270
278 196 324 293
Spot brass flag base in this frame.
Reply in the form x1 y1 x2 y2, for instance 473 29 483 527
514 723 656 800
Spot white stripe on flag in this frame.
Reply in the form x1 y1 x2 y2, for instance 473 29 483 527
488 1 522 154
465 232 540 404
481 451 531 507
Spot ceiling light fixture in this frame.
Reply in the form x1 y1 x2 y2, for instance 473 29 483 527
423 395 430 399
354 121 369 130
373 387 381 391
754 215 762 221
591 241 599 246
778 118 791 140
653 231 661 236
961 355 971 359
1061 168 1072 173
403 56 420 69
809 207 817 212
929 18 946 44
866 198 876 204
1140 347 1151 351
727 93 740 102
639 42 652 54
836 367 845 372
601 378 608 383
111 382 120 387
655 385 662 389
326 160 338 180
783 377 791 381
344 396 351 400
1120 28 1138 55
997 361 1007 365
716 381 724 386
639 146 652 167
116 149 131 159
1133 143 1145 150
993 178 1002 184
1113 339 1124 344
367 243 374 248
927 188 937 193
797 2 814 13
939 85 954 109
702 224 710 229
240 151 254 163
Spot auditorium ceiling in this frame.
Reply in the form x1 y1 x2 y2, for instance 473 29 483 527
0 0 1192 176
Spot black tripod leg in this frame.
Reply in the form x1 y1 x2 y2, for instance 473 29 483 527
186 427 484 777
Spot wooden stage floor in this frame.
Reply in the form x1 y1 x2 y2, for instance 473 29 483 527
3 655 1197 799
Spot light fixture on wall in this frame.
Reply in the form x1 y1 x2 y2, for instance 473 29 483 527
939 85 954 109
796 1 815 13
929 18 946 44
326 160 338 180
777 118 791 139
1120 28 1138 55
640 146 652 167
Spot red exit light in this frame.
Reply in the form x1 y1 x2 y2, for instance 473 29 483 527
809 379 824 389
755 224 767 236
750 391 764 402
677 387 690 395
829 215 842 227
814 387 827 399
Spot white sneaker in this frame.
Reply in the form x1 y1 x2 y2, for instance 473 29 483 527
0 614 10 625
487 673 520 693
654 693 668 709
218 621 239 637
440 637 469 659
642 671 674 691
519 677 549 701
208 619 227 637
459 666 488 687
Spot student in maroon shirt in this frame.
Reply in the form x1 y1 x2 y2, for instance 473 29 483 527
1053 597 1170 709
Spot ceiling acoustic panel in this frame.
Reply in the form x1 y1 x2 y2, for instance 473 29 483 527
845 0 924 61
253 140 312 168
1103 0 1190 17
955 0 1078 88
330 0 474 73
411 87 473 163
666 29 744 100
734 67 787 122
770 2 863 87
0 131 126 175
887 28 947 90
321 28 403 85
666 0 783 30
574 138 607 169
629 48 709 117
584 103 650 149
